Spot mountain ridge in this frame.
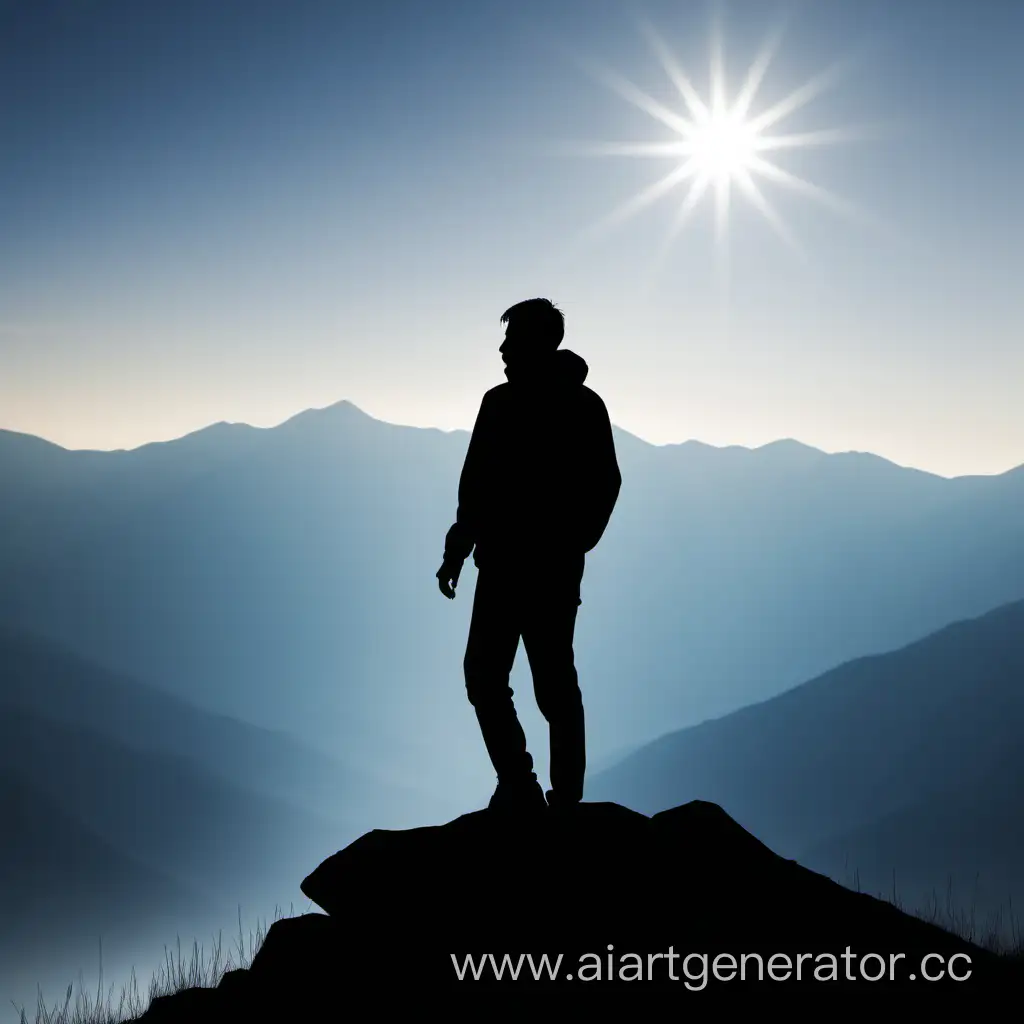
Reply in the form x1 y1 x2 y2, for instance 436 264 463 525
2 396 1022 789
3 405 1020 478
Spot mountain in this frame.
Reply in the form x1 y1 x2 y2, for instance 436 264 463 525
0 625 464 932
590 599 1024 924
0 627 445 1019
0 407 1022 809
0 624 452 828
0 764 211 1021
0 701 341 1021
0 766 203 955
133 801 1016 1019
0 704 342 911
801 743 1024 930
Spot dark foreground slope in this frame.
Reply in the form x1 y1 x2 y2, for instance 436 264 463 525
136 801 1015 1018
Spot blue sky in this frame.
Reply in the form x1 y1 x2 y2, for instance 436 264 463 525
1 0 1021 476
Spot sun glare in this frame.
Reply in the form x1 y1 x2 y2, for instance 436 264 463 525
563 16 878 267
687 107 760 181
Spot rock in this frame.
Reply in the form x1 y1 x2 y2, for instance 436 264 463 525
134 800 1018 1019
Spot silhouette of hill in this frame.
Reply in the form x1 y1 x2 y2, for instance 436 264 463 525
133 802 1015 1018
591 599 1024 923
0 702 347 1018
0 760 214 1019
802 742 1024 926
0 767 202 954
0 409 1021 809
0 627 437 1016
0 701 342 911
0 624 446 826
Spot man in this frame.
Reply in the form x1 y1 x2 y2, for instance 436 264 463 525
436 298 621 812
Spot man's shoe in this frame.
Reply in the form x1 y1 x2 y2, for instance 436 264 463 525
488 779 547 813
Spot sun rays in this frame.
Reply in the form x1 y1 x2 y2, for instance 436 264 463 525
561 16 881 274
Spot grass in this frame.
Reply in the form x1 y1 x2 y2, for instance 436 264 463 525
844 863 1024 956
913 889 1023 957
14 906 294 1024
15 882 1024 1022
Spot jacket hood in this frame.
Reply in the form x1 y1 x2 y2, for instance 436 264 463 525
554 348 589 385
503 346 590 386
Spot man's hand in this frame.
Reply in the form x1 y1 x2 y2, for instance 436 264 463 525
436 559 463 599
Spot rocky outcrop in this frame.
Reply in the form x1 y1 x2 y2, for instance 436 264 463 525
137 800 1016 1019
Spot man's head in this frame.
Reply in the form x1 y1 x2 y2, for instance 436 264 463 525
498 298 564 373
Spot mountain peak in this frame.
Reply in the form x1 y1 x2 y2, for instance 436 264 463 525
276 400 375 432
755 438 827 457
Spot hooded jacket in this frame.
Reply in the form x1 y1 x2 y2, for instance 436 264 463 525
442 348 621 570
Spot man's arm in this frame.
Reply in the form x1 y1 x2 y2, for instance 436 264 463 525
437 391 494 596
577 393 621 553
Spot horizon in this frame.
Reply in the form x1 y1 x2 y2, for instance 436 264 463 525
4 395 1020 481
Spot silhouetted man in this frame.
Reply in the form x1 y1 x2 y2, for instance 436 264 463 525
436 298 621 812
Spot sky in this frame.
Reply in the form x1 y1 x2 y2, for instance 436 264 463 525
1 0 1021 478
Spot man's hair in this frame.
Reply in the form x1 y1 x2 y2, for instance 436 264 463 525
500 298 565 349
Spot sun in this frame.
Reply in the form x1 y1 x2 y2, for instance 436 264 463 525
563 16 876 263
686 104 760 182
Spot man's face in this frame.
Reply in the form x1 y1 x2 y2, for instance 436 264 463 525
499 322 542 369
499 324 519 367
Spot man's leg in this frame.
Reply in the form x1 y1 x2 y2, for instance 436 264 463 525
463 568 537 788
521 559 586 804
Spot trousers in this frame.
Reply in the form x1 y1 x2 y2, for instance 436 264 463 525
463 554 586 801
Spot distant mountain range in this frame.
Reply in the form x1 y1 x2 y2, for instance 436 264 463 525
2 403 1023 1012
1 402 1021 807
591 599 1024 927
